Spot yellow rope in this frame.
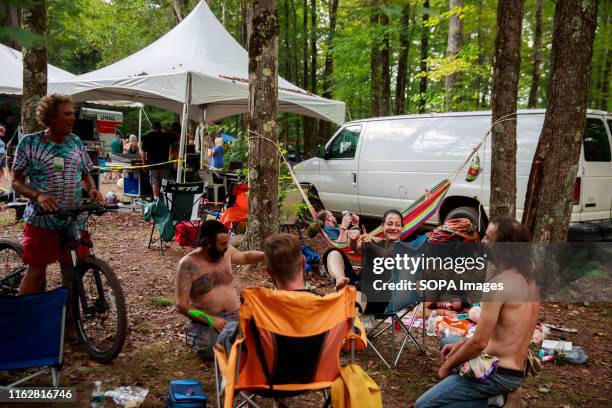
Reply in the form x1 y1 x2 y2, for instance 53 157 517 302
95 159 178 171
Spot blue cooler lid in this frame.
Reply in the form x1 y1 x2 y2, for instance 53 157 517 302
169 379 207 401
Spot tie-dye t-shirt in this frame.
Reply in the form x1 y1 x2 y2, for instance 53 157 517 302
12 131 94 229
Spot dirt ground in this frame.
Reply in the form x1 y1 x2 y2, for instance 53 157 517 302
0 180 610 407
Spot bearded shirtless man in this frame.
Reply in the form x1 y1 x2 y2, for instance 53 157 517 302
175 220 264 358
416 217 540 407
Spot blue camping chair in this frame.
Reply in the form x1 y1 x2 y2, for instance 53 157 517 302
363 237 427 369
0 287 68 388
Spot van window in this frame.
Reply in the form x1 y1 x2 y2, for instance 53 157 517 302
326 125 361 159
583 118 611 162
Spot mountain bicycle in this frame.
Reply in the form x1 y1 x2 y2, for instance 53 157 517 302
0 205 127 363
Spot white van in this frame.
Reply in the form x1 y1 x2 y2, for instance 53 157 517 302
293 109 612 239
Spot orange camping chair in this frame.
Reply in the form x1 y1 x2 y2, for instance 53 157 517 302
218 183 248 234
214 286 359 408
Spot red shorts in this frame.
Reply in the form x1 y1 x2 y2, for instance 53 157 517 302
21 224 91 267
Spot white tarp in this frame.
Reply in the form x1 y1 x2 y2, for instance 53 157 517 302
0 43 74 95
48 0 345 125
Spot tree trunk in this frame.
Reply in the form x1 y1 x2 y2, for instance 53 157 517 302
600 7 611 111
172 0 183 23
1 5 22 50
380 9 391 116
301 0 315 157
21 0 47 135
489 0 524 219
445 0 464 111
474 0 484 106
522 0 598 243
222 0 227 26
246 0 280 250
370 0 381 117
309 0 317 145
527 0 543 108
394 4 411 115
318 0 339 143
309 0 316 94
418 0 430 114
240 0 250 135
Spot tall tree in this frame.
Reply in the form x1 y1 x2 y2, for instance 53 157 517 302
474 0 484 107
489 0 524 218
522 0 598 242
370 0 381 117
246 0 280 249
171 0 185 23
318 0 339 142
600 5 611 111
445 0 464 111
1 3 22 50
379 7 391 116
528 0 543 108
394 4 411 115
418 0 430 113
21 0 47 134
301 0 315 156
309 0 316 94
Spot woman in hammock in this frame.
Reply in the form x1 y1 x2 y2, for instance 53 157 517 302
322 209 403 291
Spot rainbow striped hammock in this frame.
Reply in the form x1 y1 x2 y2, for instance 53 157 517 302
316 179 451 260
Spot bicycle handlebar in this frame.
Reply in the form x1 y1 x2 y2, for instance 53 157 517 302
35 204 120 218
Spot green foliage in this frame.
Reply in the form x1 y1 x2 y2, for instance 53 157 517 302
40 0 609 149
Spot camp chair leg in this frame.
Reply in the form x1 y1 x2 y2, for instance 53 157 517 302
148 221 156 249
214 352 222 408
3 368 52 388
238 392 260 408
51 367 60 387
367 341 392 369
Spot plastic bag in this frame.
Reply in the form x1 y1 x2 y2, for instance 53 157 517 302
105 386 149 407
436 315 469 337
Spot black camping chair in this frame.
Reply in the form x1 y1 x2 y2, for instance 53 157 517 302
148 180 206 250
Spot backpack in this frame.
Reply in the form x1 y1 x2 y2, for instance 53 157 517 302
301 244 321 274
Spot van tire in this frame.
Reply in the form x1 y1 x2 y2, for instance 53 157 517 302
444 206 487 235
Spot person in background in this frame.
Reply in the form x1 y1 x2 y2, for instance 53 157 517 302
110 134 124 155
124 134 139 154
208 136 224 170
140 121 174 199
0 125 7 182
315 210 359 244
11 95 104 295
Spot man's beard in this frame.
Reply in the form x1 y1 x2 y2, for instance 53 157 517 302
209 246 227 260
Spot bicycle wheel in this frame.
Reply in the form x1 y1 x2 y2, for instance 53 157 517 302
0 239 25 296
73 257 127 363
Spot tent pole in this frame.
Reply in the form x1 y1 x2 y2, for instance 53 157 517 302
176 72 192 183
199 107 207 173
138 107 142 144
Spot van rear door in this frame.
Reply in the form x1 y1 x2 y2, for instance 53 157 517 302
317 124 362 213
578 116 612 221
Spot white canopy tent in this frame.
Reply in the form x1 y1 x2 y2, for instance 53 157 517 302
0 43 75 95
0 43 144 139
48 0 346 180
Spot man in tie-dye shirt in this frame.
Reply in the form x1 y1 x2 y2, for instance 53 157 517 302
11 95 104 295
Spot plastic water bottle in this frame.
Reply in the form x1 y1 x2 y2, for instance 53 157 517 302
554 337 566 364
90 381 105 407
426 311 438 336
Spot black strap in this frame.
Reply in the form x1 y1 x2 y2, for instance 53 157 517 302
250 319 274 392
